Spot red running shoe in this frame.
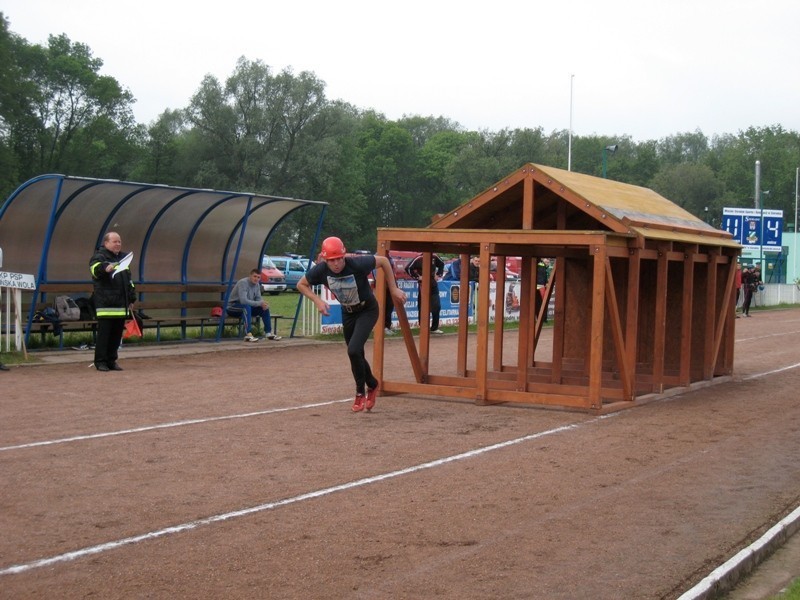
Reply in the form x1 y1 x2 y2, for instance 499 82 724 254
366 386 378 411
352 394 366 412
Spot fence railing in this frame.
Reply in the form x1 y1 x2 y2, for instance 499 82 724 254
749 283 800 308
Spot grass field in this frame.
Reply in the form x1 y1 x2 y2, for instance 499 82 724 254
263 290 303 317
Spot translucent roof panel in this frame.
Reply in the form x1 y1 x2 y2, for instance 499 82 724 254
0 175 327 285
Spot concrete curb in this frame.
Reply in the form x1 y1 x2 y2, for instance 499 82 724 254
678 504 800 599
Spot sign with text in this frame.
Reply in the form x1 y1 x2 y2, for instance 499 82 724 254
0 271 36 289
721 207 783 253
319 280 474 334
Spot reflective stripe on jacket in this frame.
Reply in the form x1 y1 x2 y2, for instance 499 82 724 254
90 247 135 319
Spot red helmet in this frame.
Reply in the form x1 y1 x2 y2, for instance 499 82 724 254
320 236 346 260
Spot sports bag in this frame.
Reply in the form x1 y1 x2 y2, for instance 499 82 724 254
55 295 81 321
75 296 96 320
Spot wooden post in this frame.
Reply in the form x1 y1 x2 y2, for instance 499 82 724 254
475 244 492 403
652 243 670 393
588 244 607 410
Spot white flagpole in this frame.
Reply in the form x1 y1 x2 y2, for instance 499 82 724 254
568 74 574 172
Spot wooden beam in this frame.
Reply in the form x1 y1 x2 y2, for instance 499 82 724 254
390 277 425 383
711 251 737 377
624 249 641 399
492 256 506 371
679 248 697 386
379 228 633 248
588 244 608 410
722 252 739 373
456 252 470 376
517 256 533 390
604 257 633 401
535 260 555 343
418 251 432 375
523 174 534 229
525 257 538 368
373 248 388 388
652 243 670 393
703 251 719 380
475 243 492 403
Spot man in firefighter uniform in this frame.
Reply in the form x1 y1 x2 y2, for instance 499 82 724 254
90 231 136 371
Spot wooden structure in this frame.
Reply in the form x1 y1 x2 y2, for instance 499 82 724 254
373 163 741 413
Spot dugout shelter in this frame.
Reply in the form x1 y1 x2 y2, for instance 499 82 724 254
374 163 741 413
0 174 327 345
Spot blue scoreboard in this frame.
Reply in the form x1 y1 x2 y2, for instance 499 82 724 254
722 207 783 253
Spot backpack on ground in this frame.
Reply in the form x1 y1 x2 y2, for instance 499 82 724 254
55 295 80 321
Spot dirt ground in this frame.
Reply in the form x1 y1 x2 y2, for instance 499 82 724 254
2 309 800 599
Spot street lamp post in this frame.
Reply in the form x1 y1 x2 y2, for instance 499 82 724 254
602 144 617 178
795 167 799 287
760 190 770 275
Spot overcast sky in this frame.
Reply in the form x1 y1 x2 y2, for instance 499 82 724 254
3 0 799 142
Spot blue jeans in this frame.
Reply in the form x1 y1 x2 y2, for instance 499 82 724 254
227 304 272 334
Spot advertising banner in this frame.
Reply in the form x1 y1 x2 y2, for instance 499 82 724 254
320 280 475 334
318 279 550 334
395 280 473 328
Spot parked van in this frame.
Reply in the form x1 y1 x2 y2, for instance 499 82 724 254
260 256 287 295
267 255 315 291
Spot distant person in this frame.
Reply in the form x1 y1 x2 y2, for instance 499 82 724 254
384 293 395 334
227 269 282 341
444 256 479 281
536 258 551 323
89 231 136 371
735 262 743 317
384 254 396 335
297 236 406 413
741 265 762 317
405 252 445 334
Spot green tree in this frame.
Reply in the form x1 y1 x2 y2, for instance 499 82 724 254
708 126 800 219
23 33 138 174
657 130 710 165
649 163 722 223
183 58 328 195
357 113 417 239
129 109 185 184
416 129 470 217
0 14 38 195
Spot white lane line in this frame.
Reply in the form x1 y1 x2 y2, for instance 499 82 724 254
4 329 798 454
0 417 611 576
740 361 800 381
736 328 800 343
0 399 350 452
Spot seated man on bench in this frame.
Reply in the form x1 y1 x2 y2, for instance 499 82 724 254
226 269 282 342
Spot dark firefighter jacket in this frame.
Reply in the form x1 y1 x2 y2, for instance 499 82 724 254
89 247 135 318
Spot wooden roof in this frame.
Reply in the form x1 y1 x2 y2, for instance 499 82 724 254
429 163 738 248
